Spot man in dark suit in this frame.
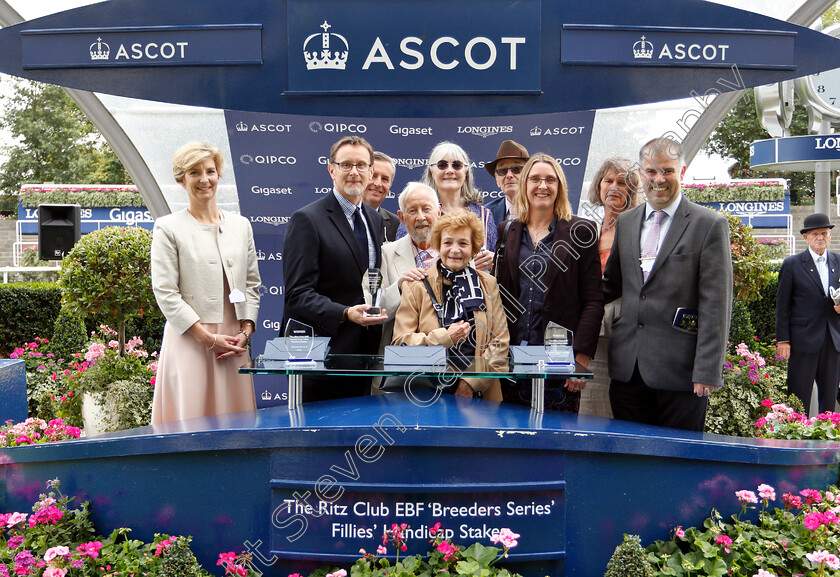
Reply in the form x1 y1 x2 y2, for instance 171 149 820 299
484 140 529 225
283 136 388 402
363 151 400 242
776 212 840 414
603 137 732 431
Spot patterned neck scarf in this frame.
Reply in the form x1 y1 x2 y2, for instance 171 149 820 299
438 262 485 325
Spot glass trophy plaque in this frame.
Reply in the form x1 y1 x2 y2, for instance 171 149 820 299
364 268 383 316
543 321 574 372
283 319 317 368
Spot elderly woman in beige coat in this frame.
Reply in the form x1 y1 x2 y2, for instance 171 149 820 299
150 141 261 424
392 209 509 401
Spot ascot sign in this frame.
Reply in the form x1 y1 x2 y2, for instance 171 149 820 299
286 0 540 94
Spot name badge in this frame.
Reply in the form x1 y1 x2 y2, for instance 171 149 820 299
640 256 655 274
229 288 246 303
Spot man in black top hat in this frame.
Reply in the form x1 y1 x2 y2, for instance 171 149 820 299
484 140 530 225
776 212 840 413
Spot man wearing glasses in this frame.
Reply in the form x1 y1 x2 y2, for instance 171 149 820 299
283 136 388 401
483 140 530 225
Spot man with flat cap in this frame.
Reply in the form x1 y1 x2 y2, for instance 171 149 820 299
484 140 529 225
777 212 840 414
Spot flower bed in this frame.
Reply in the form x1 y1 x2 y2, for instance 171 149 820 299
683 182 786 203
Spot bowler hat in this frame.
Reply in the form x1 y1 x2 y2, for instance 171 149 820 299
485 140 529 176
800 212 835 234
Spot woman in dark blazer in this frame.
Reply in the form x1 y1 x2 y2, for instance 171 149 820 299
495 153 604 412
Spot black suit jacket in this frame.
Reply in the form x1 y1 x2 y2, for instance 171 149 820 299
776 249 840 352
380 208 399 243
495 217 604 358
282 192 384 355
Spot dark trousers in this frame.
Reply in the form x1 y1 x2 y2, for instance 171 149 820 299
609 364 708 431
787 327 840 415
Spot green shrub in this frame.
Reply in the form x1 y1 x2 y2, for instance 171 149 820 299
747 265 780 345
50 306 88 359
0 282 61 354
604 534 655 577
721 211 774 303
683 182 785 202
728 298 754 350
60 226 156 353
18 185 145 207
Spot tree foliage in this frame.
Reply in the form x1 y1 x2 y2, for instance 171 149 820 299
703 89 815 203
0 78 131 196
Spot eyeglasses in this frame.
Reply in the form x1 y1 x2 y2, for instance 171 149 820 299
527 176 558 186
494 166 524 177
331 161 371 172
434 160 464 171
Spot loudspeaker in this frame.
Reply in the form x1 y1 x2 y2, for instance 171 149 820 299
38 204 81 261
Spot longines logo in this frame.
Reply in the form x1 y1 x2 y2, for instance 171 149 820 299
394 158 429 170
456 125 513 138
309 121 367 134
240 155 297 165
250 215 291 226
303 21 349 70
631 34 730 62
236 122 292 133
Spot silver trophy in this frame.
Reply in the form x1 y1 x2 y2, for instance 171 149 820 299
364 268 383 316
283 319 316 367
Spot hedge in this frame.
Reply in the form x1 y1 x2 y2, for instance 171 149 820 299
0 282 62 353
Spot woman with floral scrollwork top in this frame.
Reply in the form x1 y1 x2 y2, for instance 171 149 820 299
150 141 261 424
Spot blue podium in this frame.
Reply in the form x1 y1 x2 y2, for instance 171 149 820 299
0 391 838 576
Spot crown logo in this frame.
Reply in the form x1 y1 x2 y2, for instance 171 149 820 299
256 249 266 260
89 37 110 61
303 21 349 70
236 121 248 132
633 35 654 59
261 390 272 401
530 126 542 137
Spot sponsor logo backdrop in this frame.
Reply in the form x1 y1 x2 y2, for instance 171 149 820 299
225 110 595 406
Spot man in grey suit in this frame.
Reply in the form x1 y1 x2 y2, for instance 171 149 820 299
776 212 840 414
603 137 732 431
363 151 400 242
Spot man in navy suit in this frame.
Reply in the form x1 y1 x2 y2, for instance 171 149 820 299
363 151 400 242
484 140 529 225
283 136 388 401
776 212 840 414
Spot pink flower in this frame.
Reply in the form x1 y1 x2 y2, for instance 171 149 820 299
490 528 520 549
377 545 387 555
753 570 773 577
736 490 758 504
325 571 347 577
430 522 441 536
674 526 685 539
782 493 802 509
6 513 26 527
804 512 821 531
800 489 822 505
43 546 68 563
757 484 776 501
216 552 236 566
807 550 840 569
75 542 102 559
43 568 66 577
715 535 733 553
436 541 458 561
154 538 175 556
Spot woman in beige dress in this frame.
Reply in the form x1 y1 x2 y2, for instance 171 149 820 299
150 141 261 424
579 157 641 418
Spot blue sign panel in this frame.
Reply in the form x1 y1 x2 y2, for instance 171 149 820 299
21 25 262 69
287 0 541 94
17 204 154 233
224 109 595 402
561 25 794 69
751 135 840 170
269 484 565 561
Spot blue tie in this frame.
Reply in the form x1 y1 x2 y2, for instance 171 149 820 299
818 255 829 295
353 207 369 265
